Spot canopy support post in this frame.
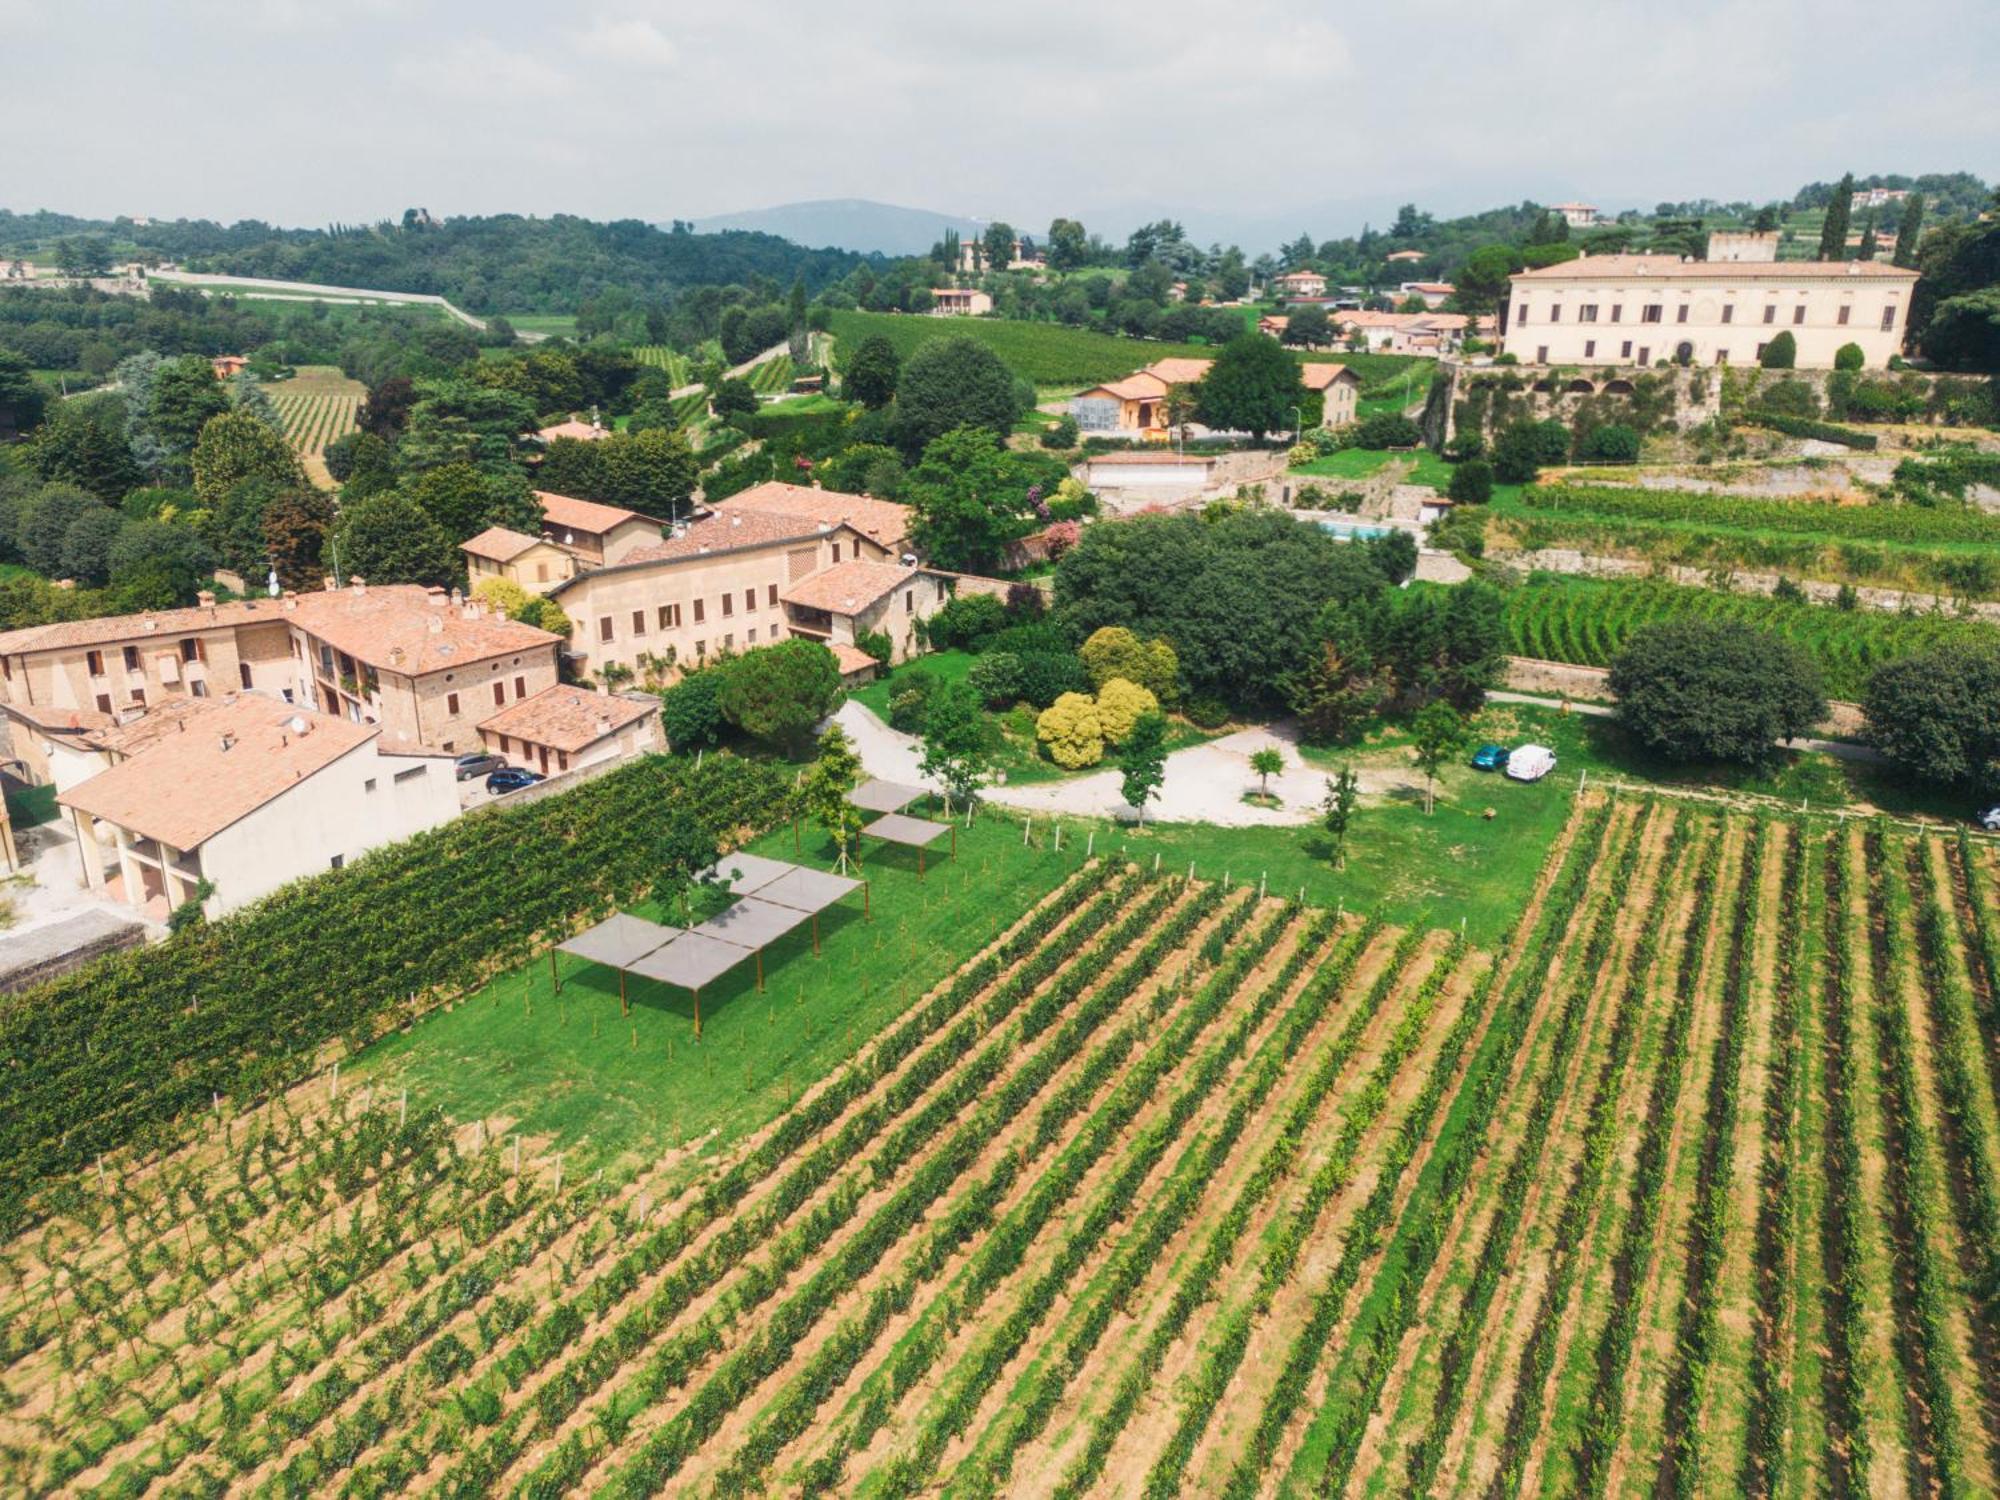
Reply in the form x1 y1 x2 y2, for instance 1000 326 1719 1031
619 969 628 1016
550 948 559 994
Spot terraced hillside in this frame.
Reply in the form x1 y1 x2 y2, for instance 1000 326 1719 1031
4 803 1999 1497
267 366 365 487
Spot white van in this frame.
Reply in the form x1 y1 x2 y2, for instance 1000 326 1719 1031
1505 744 1557 783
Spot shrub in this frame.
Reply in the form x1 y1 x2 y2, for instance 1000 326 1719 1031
1447 458 1494 505
1751 379 1819 417
1834 342 1865 372
1046 477 1096 521
966 651 1023 708
660 668 724 749
886 668 939 732
922 590 1008 652
1039 414 1081 449
1036 691 1105 767
1442 431 1485 462
1183 695 1231 729
1577 423 1640 463
1042 519 1082 559
1492 419 1571 483
1094 678 1160 745
1016 650 1092 708
1079 626 1180 702
1758 330 1797 369
1004 581 1047 619
856 628 893 665
1736 411 1879 450
1353 412 1421 450
986 621 1070 657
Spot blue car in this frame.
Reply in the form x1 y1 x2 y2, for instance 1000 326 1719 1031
485 766 545 795
1471 743 1510 772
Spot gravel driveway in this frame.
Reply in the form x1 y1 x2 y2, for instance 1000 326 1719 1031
830 702 1421 827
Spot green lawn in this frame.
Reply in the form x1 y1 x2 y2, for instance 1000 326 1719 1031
502 313 579 337
1289 446 1453 490
345 813 1081 1184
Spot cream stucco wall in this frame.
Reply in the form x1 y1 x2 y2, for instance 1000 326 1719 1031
281 624 559 755
0 619 296 726
1504 268 1913 369
469 540 578 594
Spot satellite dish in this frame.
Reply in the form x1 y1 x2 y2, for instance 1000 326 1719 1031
267 566 280 598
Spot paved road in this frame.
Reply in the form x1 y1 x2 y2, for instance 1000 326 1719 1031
1486 690 1886 764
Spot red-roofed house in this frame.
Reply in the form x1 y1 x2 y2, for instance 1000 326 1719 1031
1273 270 1328 300
58 694 458 919
533 490 667 566
1070 357 1359 436
461 525 581 595
479 685 662 775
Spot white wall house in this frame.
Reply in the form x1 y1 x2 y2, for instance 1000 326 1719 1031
59 694 458 919
1502 254 1917 369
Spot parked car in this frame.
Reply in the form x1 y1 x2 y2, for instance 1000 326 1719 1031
1980 806 2000 833
455 751 506 781
1470 743 1510 772
1505 744 1558 783
485 767 545 795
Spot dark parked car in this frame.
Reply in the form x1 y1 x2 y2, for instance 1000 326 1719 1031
455 751 506 781
1470 743 1510 772
486 767 545 795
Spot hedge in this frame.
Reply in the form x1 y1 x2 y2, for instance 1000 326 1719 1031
1736 411 1879 450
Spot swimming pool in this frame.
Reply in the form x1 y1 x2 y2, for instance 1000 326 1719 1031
1315 517 1393 540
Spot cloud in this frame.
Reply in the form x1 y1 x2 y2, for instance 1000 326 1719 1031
403 37 571 100
574 15 676 68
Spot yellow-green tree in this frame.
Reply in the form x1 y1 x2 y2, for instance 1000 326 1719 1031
1094 677 1160 745
1036 691 1105 768
1080 626 1179 703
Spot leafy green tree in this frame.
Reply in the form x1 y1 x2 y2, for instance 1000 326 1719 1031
1449 245 1521 315
58 506 124 587
841 335 901 409
982 222 1017 272
799 722 865 869
328 430 399 498
1448 457 1494 504
1817 173 1855 261
404 462 539 545
660 667 725 750
918 679 991 813
1046 217 1089 271
710 378 758 423
1577 423 1640 462
599 428 698 519
903 427 1035 572
1863 642 2000 790
1118 710 1170 825
191 409 306 511
1321 765 1359 868
890 336 1023 458
20 485 103 576
397 379 536 472
332 492 456 588
1892 192 1926 268
0 350 47 434
1282 304 1333 348
1410 700 1465 814
1250 746 1283 795
1759 330 1797 369
1491 418 1572 483
53 236 112 276
1856 212 1879 262
147 356 231 458
1833 342 1865 371
716 637 844 757
29 394 141 502
1609 618 1825 767
106 520 214 606
263 486 336 592
1194 334 1302 441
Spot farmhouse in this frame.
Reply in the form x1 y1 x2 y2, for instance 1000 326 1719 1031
1384 249 1427 264
1069 357 1358 436
1399 281 1455 309
1273 270 1328 300
1501 254 1919 368
930 288 993 316
1553 201 1599 228
462 526 579 594
58 693 458 919
548 483 934 682
478 684 662 776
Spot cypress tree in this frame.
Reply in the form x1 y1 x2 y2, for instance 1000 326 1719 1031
1817 173 1855 261
1856 211 1878 261
1892 192 1926 268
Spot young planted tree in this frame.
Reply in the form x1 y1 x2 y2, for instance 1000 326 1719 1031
1410 700 1465 815
800 723 865 871
917 680 992 815
1250 746 1284 796
1322 765 1359 868
1119 709 1170 827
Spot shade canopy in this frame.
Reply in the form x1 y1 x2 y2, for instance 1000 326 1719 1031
849 778 928 814
624 929 755 991
754 864 864 914
698 851 795 896
693 894 812 950
862 812 952 849
556 912 677 969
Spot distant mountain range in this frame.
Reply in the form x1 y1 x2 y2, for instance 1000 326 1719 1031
686 199 989 258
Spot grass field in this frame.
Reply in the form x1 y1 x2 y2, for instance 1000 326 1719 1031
11 795 1992 1495
265 365 365 487
1504 573 2000 700
1291 445 1454 489
502 313 578 338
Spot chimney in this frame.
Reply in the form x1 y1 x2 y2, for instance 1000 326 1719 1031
426 586 447 607
350 576 367 595
450 586 463 606
196 590 216 609
389 645 405 667
426 613 444 635
323 575 338 591
218 733 234 752
730 514 741 527
141 618 157 633
596 715 612 736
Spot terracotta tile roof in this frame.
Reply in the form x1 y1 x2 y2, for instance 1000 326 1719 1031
830 642 879 676
461 525 544 563
1300 363 1356 390
1511 254 1918 283
1089 373 1170 401
1404 282 1455 294
84 694 230 756
1142 357 1215 386
536 419 608 442
1 699 114 736
617 509 827 565
479 685 656 754
1275 271 1324 283
59 695 379 851
1385 249 1427 261
286 585 559 678
1084 451 1216 466
0 597 286 657
716 482 913 551
781 559 918 616
535 490 663 536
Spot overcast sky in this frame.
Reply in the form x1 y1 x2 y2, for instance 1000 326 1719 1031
10 0 1997 247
